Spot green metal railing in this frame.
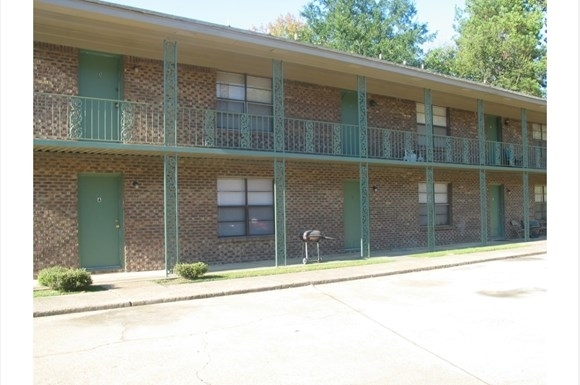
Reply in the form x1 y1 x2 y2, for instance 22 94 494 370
33 93 546 170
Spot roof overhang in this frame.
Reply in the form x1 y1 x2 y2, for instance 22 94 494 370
34 0 547 123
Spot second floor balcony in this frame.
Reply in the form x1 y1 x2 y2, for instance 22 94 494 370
33 93 547 170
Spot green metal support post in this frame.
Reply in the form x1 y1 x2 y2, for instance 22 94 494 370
358 76 370 258
273 60 287 266
521 109 530 240
477 99 488 245
163 40 179 275
424 89 435 251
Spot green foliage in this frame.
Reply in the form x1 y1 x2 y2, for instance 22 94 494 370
174 262 208 280
449 0 546 96
423 46 458 76
37 266 93 292
298 0 435 67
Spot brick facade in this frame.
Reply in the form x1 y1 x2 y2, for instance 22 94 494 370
32 43 547 276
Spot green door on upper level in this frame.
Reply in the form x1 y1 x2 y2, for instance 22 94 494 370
78 174 123 270
78 50 122 141
341 91 359 156
485 115 502 165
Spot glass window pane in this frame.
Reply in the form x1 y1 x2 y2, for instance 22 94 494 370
247 88 272 103
218 178 245 191
248 206 274 220
218 207 245 221
434 193 447 204
248 179 272 191
217 100 244 113
433 116 447 126
218 222 245 237
248 192 273 205
435 204 449 215
416 112 425 124
218 191 245 206
217 72 244 85
247 76 272 90
249 220 274 235
217 83 245 100
247 103 273 116
433 106 447 117
434 183 448 193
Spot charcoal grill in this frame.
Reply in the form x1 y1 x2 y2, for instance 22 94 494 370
299 230 334 264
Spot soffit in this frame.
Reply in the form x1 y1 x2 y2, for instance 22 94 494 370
34 0 546 123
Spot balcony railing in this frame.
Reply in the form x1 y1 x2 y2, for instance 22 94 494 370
33 93 546 170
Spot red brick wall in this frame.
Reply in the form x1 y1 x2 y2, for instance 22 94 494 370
34 43 78 94
33 43 546 275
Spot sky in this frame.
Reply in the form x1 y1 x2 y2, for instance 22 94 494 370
108 0 463 50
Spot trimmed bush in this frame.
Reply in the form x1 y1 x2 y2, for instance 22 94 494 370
174 262 208 280
37 266 93 292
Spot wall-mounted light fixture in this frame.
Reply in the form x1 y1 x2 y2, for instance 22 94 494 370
368 99 377 108
504 118 510 126
132 180 141 189
132 65 140 74
372 185 378 192
506 188 512 195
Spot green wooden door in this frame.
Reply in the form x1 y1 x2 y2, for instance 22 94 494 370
78 51 122 141
343 180 361 250
341 91 359 156
485 115 502 165
78 174 123 269
489 185 505 240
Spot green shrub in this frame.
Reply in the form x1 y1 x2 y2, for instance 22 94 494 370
174 262 208 280
37 266 93 292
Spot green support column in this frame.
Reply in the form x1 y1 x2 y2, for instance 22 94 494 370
426 167 435 251
163 40 179 275
521 109 529 240
358 76 370 258
477 100 486 166
423 89 435 251
521 109 528 168
424 89 434 162
273 60 284 153
272 60 287 265
357 76 368 158
477 100 487 244
274 159 287 266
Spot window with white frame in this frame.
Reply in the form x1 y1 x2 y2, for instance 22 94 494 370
217 178 274 237
216 72 273 131
534 185 547 220
416 103 448 150
418 182 451 226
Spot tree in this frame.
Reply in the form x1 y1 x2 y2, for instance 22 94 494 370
298 0 435 67
423 45 457 76
451 0 547 96
250 13 308 40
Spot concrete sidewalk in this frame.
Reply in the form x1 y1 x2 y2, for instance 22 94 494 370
33 240 547 317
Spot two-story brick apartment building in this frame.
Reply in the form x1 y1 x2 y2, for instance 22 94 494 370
33 0 547 276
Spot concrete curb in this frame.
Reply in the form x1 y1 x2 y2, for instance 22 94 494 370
33 250 544 318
